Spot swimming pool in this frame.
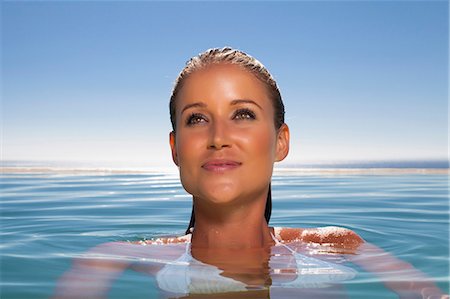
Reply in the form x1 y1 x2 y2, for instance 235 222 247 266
1 168 448 298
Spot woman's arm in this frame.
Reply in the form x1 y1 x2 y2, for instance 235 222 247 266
52 238 186 299
52 242 132 299
275 227 447 299
349 242 448 299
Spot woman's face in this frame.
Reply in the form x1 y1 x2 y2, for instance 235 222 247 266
170 63 289 205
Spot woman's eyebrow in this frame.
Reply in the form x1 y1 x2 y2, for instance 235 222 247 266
181 102 207 114
230 99 263 110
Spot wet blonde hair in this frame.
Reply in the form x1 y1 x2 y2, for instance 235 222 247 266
169 47 285 234
169 46 285 132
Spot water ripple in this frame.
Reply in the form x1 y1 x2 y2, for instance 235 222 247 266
1 171 448 298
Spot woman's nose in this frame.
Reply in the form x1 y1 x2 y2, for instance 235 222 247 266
207 120 231 150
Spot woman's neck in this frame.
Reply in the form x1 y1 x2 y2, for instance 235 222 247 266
190 201 274 249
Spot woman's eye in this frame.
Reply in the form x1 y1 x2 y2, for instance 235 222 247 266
186 113 207 126
233 109 256 120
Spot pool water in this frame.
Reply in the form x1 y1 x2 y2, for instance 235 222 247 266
1 169 448 298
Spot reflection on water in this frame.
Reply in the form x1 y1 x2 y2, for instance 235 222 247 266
1 169 449 298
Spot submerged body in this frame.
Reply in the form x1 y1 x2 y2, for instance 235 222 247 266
155 227 359 296
54 225 447 298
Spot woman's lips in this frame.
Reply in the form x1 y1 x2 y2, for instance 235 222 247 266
201 160 242 172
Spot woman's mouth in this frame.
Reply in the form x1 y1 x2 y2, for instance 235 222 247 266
201 160 242 172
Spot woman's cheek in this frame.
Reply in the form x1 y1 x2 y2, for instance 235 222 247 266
240 126 277 159
177 129 204 157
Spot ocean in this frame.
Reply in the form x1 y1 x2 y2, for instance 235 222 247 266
1 163 449 298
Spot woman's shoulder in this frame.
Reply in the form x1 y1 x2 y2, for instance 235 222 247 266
272 226 364 250
135 234 192 245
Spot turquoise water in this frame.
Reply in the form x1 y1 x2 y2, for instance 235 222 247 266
1 169 449 298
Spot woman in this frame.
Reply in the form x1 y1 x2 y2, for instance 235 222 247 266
167 46 362 250
53 47 448 299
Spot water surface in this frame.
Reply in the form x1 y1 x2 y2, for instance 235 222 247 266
1 168 448 298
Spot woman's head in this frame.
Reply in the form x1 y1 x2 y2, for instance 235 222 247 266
168 47 289 234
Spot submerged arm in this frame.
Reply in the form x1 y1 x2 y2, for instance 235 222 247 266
349 242 449 299
349 242 448 299
276 226 447 298
52 240 175 299
53 236 190 298
52 242 133 299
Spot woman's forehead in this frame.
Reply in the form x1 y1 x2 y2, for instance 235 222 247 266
176 64 272 108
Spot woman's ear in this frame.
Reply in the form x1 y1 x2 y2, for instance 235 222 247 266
275 124 290 162
169 131 179 166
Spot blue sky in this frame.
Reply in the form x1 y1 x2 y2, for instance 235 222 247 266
2 1 448 167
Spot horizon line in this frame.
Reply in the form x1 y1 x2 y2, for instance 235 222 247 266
1 159 449 171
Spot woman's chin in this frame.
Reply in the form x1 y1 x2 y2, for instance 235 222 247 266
193 184 244 206
201 189 239 205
